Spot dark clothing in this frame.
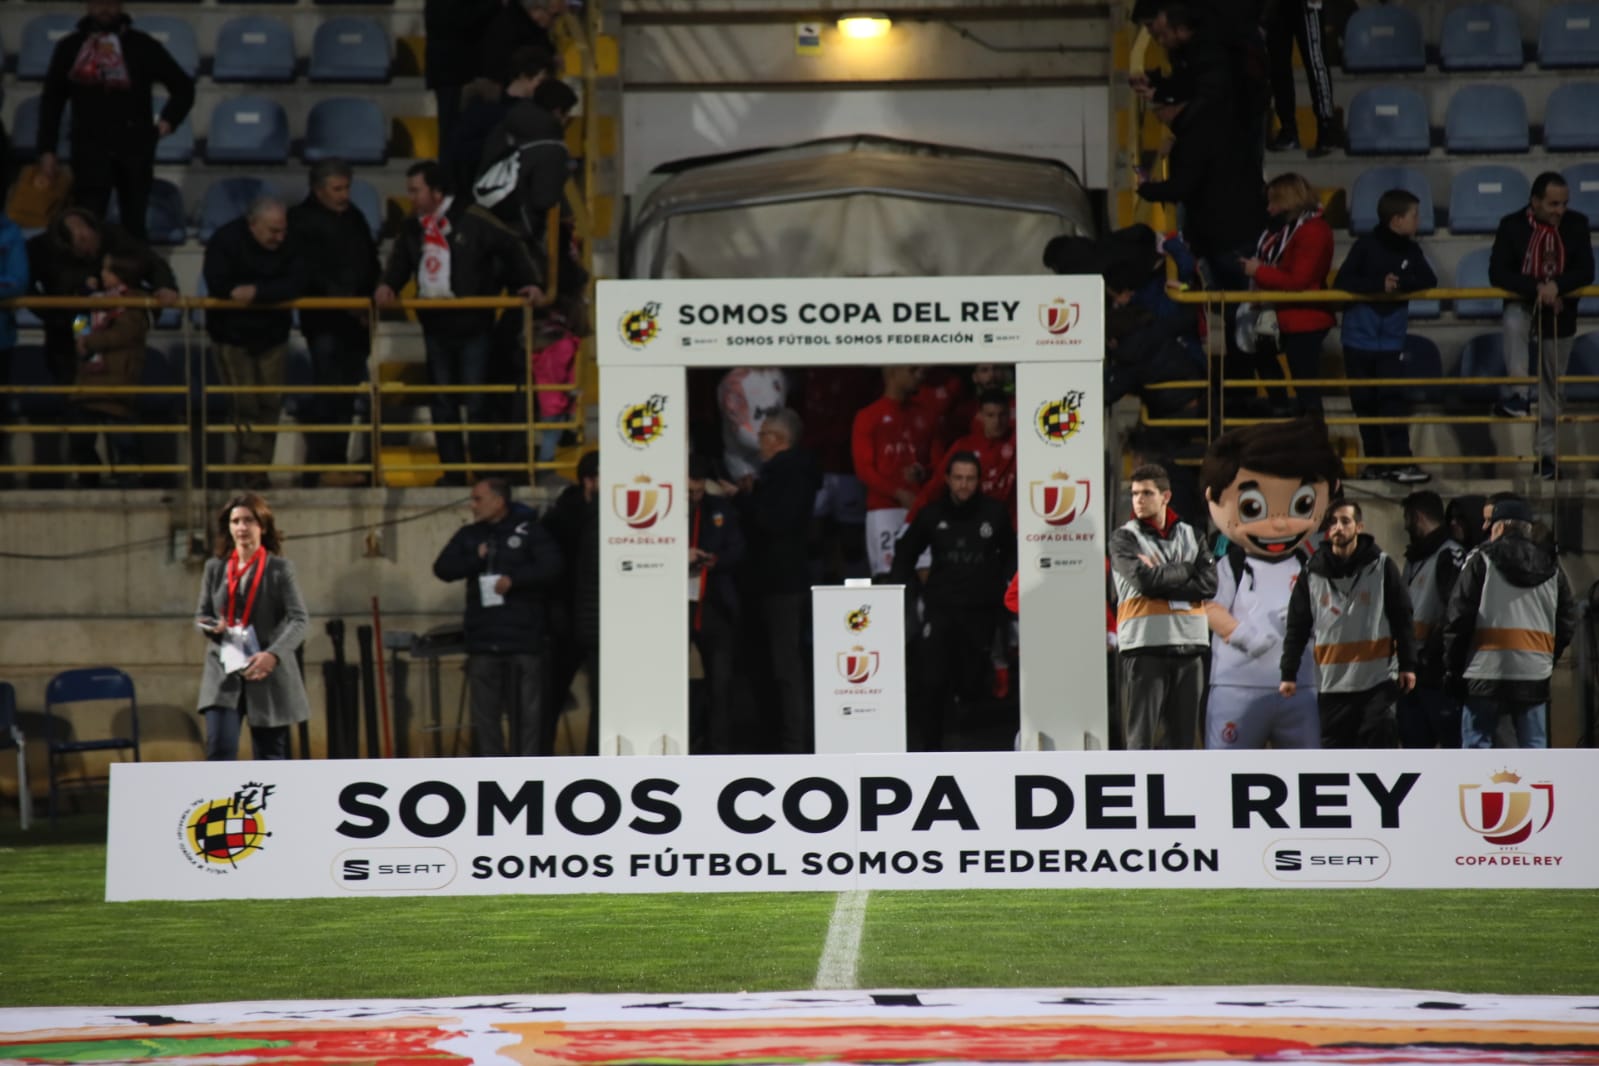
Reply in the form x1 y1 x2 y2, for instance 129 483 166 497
444 95 515 199
1281 534 1419 680
1118 654 1204 750
1107 512 1218 657
1488 208 1596 339
1405 526 1464 688
690 494 745 617
763 592 812 753
202 219 306 352
433 502 565 655
1105 308 1208 421
1268 0 1335 127
381 199 541 340
478 101 570 243
1320 683 1400 749
1442 532 1578 704
1335 226 1438 352
37 15 195 157
286 195 379 337
1399 686 1461 749
480 6 554 88
740 447 823 596
423 0 499 90
467 652 546 756
890 491 1016 610
1136 103 1264 263
544 485 600 646
1344 348 1413 461
912 605 1003 752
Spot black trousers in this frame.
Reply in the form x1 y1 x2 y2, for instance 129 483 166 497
1345 347 1414 460
72 144 156 241
689 601 739 754
1268 0 1335 128
1117 652 1205 750
761 593 811 754
302 324 371 479
467 651 546 756
912 606 1001 752
1320 682 1400 749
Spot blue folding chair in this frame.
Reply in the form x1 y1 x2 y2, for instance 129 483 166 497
1399 334 1444 405
1539 2 1599 67
1441 3 1526 70
44 668 140 823
1444 84 1529 153
206 96 291 164
0 682 31 831
309 17 391 83
1452 247 1503 318
1457 332 1510 405
1448 166 1530 234
1346 86 1431 155
154 96 196 164
1349 165 1435 235
213 15 297 82
303 98 388 164
19 15 76 81
1565 163 1599 221
1342 6 1426 71
1544 83 1599 152
9 97 72 161
140 16 200 78
1409 252 1442 320
352 178 384 240
107 178 189 246
1565 334 1599 402
197 177 280 242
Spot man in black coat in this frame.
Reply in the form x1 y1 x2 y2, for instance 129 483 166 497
890 451 1016 751
543 449 600 753
1487 171 1596 477
35 0 195 241
423 0 499 148
434 476 565 755
687 455 746 753
202 196 305 487
287 159 380 486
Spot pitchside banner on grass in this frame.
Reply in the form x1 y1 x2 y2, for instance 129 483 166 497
597 275 1107 756
107 751 1597 900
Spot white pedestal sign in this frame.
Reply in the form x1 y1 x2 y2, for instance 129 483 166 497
812 584 907 753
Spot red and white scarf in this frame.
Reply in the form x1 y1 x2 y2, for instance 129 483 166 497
1255 208 1320 267
89 283 128 333
69 33 131 89
1521 208 1565 281
418 198 455 298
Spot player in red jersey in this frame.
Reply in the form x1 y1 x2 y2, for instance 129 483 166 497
851 366 936 575
909 390 1018 526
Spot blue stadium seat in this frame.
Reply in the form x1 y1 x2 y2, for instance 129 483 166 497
106 178 189 246
136 345 184 421
1448 166 1530 234
205 96 291 164
303 98 387 164
352 179 384 240
1342 6 1426 72
309 17 391 83
153 96 195 164
1346 87 1431 155
19 15 75 81
1457 332 1510 404
1565 334 1599 402
1349 166 1435 235
1399 334 1444 404
212 16 297 82
140 16 200 78
1452 248 1502 318
1444 85 1529 153
1543 83 1599 151
1565 163 1599 220
198 177 280 242
1539 3 1599 67
11 97 74 161
1409 253 1442 320
1440 3 1525 70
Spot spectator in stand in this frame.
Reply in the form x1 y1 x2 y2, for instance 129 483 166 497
851 365 937 576
1137 1 1267 172
1447 493 1488 553
69 251 149 486
1488 172 1596 479
476 64 571 251
1399 491 1465 748
376 162 542 486
686 455 745 754
725 408 821 753
800 367 877 580
34 0 195 242
1266 0 1341 156
911 390 1017 526
1443 495 1578 749
203 196 305 489
287 160 380 488
718 368 790 482
1334 188 1436 484
1242 172 1334 416
544 449 600 754
1280 499 1416 748
424 0 499 149
890 452 1015 751
481 0 559 89
442 46 556 213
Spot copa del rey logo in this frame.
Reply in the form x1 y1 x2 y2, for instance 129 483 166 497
1040 298 1080 336
612 475 674 530
1459 770 1554 847
837 645 880 685
1030 472 1091 527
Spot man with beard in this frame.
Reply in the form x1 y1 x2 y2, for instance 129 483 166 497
1279 499 1417 748
1397 491 1464 747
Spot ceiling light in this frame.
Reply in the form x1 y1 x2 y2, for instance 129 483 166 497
837 13 892 39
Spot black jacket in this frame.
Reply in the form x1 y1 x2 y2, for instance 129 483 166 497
480 6 555 88
1281 533 1419 683
423 0 500 89
1488 207 1595 338
738 447 822 597
1442 532 1578 704
434 502 565 654
287 195 380 338
1137 103 1264 261
202 218 306 351
544 485 599 646
38 15 195 159
478 100 570 241
690 494 746 617
889 490 1016 612
381 199 541 339
1334 226 1438 326
1404 525 1465 687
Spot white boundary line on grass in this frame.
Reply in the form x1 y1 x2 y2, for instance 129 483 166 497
814 889 870 990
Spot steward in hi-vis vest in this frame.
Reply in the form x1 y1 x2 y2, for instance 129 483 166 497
1280 501 1417 748
1398 490 1465 748
1109 464 1217 750
1442 496 1577 749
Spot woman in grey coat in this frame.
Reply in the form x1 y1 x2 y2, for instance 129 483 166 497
194 492 311 759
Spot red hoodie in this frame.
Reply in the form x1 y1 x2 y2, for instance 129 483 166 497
851 393 938 511
1252 213 1335 335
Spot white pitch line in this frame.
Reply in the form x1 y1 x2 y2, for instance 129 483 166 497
813 889 870 990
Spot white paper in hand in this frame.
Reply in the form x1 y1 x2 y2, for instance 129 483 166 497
219 624 260 675
479 574 506 608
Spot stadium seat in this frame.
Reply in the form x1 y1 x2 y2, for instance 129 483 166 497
135 345 183 421
1409 253 1442 320
44 667 140 824
1565 334 1599 402
1457 331 1510 404
212 16 297 82
309 17 391 83
1342 5 1426 72
303 98 388 164
1399 333 1444 404
1448 166 1530 234
153 96 195 164
1539 3 1599 67
1543 83 1599 151
105 178 189 246
1345 87 1431 156
1452 248 1503 318
352 178 384 240
19 14 75 80
205 96 291 164
140 16 200 78
1349 166 1435 235
198 177 280 242
6 96 67 161
1564 162 1599 220
1444 85 1529 153
1440 3 1526 70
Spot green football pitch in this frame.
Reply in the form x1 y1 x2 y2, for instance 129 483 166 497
3 814 1597 1008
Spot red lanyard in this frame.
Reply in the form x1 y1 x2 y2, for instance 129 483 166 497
225 547 269 629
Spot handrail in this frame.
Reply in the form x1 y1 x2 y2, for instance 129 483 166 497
1171 285 1599 305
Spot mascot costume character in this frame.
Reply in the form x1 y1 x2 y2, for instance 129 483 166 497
1201 416 1343 748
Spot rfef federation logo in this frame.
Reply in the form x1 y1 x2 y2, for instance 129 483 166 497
1039 299 1081 336
838 645 880 685
179 781 274 872
612 475 674 530
618 394 667 449
1459 770 1555 847
1034 391 1085 445
846 605 872 633
619 302 662 348
1030 472 1092 527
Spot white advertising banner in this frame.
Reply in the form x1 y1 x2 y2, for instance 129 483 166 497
598 363 689 754
812 585 908 754
1014 360 1109 750
107 752 1597 900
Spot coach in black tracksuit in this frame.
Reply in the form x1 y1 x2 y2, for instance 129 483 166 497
890 451 1016 751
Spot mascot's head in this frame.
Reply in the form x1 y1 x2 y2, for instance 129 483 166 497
1200 416 1342 559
